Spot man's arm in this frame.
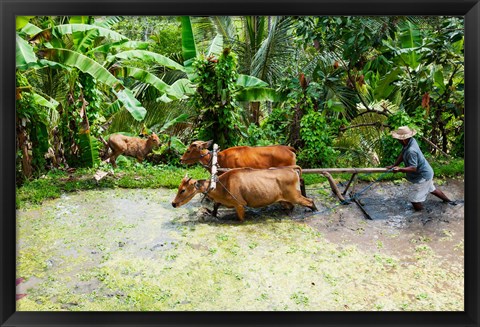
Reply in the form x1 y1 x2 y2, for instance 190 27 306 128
392 166 417 173
391 151 418 173
386 152 404 170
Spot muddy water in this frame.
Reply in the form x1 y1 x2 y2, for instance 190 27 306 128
16 177 464 311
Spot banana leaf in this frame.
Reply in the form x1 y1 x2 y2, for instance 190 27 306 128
157 94 173 103
45 49 147 121
181 16 197 62
50 24 128 42
16 34 37 69
20 23 42 36
113 67 193 102
114 88 147 121
112 50 185 72
236 74 268 88
73 28 99 53
208 34 223 57
236 87 284 102
16 16 34 30
211 16 236 46
396 21 422 68
433 67 446 93
49 48 119 86
168 78 196 100
31 93 59 110
95 16 124 29
69 16 91 24
373 67 401 99
112 66 171 94
88 40 149 55
77 133 101 167
181 16 197 78
158 113 190 133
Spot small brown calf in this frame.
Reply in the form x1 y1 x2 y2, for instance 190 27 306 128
107 133 160 168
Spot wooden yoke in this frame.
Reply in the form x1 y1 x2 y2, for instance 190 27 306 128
209 144 219 191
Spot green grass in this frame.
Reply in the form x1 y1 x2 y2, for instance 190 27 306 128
16 163 208 209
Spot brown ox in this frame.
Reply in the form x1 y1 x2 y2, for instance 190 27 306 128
180 140 297 170
171 166 317 222
107 133 160 168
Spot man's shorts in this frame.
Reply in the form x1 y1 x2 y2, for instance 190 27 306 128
408 178 436 203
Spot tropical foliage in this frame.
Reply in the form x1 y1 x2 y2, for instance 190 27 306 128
16 15 464 184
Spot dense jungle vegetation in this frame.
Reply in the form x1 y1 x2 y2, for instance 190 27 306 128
16 16 464 189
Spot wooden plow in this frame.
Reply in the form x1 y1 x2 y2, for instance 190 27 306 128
295 168 391 220
301 168 389 201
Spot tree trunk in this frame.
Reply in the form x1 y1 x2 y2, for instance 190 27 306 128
250 102 261 126
17 124 32 179
288 104 304 148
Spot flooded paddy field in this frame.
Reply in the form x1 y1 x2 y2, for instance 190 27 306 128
16 177 464 311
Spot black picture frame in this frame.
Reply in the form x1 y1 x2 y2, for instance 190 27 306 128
1 0 478 326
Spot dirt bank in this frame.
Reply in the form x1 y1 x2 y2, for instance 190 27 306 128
16 177 464 311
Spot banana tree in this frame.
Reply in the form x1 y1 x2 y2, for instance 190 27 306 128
16 16 195 171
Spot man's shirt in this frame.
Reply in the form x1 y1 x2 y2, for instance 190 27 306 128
402 138 434 183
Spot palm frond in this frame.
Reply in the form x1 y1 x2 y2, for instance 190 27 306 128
251 16 296 84
335 103 394 166
210 16 237 47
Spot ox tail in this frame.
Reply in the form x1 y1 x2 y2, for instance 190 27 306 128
289 165 306 196
289 165 302 177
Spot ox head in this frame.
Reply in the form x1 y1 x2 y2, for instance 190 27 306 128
171 174 204 208
180 140 213 165
147 133 161 149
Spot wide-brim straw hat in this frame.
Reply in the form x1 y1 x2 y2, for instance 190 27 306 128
391 126 417 140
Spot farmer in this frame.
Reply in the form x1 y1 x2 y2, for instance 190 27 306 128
386 126 455 211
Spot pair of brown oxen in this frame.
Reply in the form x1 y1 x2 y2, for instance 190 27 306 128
171 140 318 222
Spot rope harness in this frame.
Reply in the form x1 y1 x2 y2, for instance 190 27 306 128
184 150 213 170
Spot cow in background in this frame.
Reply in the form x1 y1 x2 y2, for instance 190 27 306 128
180 140 297 170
